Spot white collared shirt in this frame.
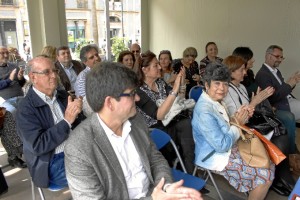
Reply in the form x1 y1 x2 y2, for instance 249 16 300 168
265 63 291 98
97 115 150 199
60 62 77 90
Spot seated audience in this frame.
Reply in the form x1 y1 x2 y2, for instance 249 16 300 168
64 62 202 200
0 46 25 118
74 45 101 97
16 56 85 188
159 50 176 85
117 50 135 69
173 47 200 98
199 42 223 78
223 55 295 196
55 46 84 91
192 62 274 200
136 51 195 174
0 110 26 168
255 45 300 153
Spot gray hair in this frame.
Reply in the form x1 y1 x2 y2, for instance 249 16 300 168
202 62 231 87
86 62 138 112
266 45 283 54
79 44 99 63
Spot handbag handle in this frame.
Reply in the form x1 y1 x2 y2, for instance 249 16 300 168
230 121 254 141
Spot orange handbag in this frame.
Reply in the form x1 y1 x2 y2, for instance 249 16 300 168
233 123 286 165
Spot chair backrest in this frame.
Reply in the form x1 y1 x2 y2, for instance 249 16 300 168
150 128 187 173
189 85 203 102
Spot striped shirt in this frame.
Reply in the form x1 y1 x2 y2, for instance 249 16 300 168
32 87 71 154
74 66 91 97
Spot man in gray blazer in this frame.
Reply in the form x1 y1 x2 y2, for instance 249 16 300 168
64 62 202 200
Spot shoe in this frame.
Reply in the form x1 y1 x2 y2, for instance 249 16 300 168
8 157 27 168
200 187 210 194
279 178 294 193
271 183 290 196
0 188 8 196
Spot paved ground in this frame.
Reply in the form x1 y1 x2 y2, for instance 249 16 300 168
0 142 291 200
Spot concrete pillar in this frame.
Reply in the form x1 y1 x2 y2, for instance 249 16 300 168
26 0 68 56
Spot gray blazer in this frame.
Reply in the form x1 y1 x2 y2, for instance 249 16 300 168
65 113 173 200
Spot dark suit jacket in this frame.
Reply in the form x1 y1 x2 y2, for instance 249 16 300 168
255 64 293 111
16 87 85 187
65 113 173 200
55 60 84 91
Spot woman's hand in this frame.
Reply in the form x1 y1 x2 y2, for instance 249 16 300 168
192 74 201 82
233 105 249 125
249 86 274 108
173 68 185 93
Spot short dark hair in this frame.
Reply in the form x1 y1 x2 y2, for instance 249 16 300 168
202 62 231 87
56 46 69 55
80 44 99 63
205 42 217 53
86 62 139 112
117 50 135 64
232 47 253 63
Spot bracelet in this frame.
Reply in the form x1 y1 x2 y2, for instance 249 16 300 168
163 183 172 192
169 90 178 97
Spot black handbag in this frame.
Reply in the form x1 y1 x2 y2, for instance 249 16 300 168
246 100 287 137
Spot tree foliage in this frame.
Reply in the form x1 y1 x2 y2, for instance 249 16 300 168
111 37 128 61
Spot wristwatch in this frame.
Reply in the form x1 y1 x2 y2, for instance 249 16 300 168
169 90 178 97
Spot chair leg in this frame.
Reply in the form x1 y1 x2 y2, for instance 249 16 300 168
31 180 35 200
206 170 224 200
37 187 45 200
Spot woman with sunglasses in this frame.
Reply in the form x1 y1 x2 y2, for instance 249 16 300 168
173 47 200 98
136 50 195 174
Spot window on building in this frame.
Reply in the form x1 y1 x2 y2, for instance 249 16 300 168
77 0 88 9
0 0 14 6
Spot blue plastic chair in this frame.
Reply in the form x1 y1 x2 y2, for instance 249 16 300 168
150 128 205 191
189 86 203 102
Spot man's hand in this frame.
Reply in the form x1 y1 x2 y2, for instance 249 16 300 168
287 71 300 88
151 177 202 200
9 69 17 81
64 96 83 124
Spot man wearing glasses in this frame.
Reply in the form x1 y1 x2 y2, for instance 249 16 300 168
256 45 300 153
130 43 141 69
16 56 85 188
64 62 202 200
0 46 26 118
74 44 101 97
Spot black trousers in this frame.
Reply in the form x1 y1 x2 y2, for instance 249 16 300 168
271 134 295 186
152 118 195 174
0 168 8 194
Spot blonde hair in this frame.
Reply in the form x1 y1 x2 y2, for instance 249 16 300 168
182 47 198 58
40 45 57 62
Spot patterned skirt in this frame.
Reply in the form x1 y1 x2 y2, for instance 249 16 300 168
214 145 275 192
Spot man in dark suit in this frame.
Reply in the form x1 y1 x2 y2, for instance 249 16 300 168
256 45 300 153
55 46 84 92
16 56 85 188
65 62 202 200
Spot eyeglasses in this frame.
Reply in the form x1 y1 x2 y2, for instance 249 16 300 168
119 89 137 98
0 52 9 55
87 54 100 60
131 50 140 53
32 69 60 76
269 53 285 60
